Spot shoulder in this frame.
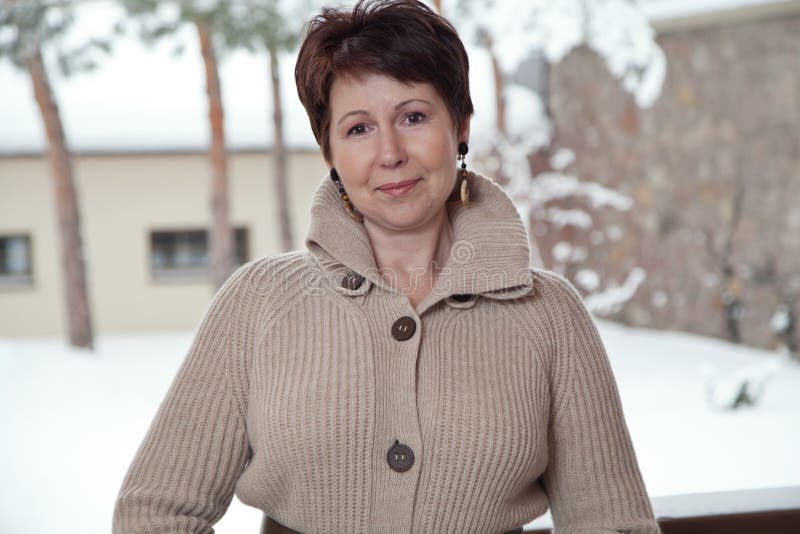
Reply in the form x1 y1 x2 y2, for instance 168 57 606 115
234 250 315 293
495 268 593 354
528 268 598 336
482 267 584 315
529 267 586 308
214 250 318 316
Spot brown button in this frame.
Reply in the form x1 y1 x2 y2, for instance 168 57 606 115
341 271 364 290
387 440 414 472
391 316 416 341
451 293 472 302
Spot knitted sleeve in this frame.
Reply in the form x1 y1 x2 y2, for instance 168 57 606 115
540 273 661 534
112 263 255 533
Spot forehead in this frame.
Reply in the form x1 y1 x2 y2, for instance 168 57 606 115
329 73 442 114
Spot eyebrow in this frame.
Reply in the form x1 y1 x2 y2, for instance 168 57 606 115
336 99 432 127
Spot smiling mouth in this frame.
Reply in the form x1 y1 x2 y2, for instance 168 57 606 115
377 178 422 197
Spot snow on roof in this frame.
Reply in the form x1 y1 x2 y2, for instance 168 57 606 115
639 0 786 21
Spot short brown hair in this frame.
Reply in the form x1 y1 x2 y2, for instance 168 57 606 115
295 0 474 162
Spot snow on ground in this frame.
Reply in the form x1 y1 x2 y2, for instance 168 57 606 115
1 320 799 533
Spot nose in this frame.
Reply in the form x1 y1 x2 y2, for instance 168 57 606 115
378 128 407 169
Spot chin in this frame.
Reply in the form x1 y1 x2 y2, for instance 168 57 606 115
393 207 444 229
384 215 426 230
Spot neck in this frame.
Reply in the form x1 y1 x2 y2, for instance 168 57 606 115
363 206 454 294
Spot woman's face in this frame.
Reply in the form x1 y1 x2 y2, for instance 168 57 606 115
326 72 470 232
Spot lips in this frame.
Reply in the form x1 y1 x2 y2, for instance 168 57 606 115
378 178 421 198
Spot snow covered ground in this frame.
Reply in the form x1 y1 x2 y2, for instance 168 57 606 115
1 320 798 533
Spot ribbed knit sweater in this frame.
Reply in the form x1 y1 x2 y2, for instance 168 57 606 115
113 171 659 533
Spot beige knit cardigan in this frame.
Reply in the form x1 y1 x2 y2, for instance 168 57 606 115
113 172 660 533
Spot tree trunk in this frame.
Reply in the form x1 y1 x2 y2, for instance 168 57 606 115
479 29 508 186
26 44 94 350
477 30 507 138
720 181 745 343
269 47 293 252
196 20 234 289
780 297 797 357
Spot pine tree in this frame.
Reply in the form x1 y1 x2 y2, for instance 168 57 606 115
0 0 109 349
218 0 319 253
118 0 236 289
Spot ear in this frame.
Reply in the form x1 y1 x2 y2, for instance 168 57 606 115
457 115 472 146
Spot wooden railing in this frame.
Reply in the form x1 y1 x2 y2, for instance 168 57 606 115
526 486 800 533
657 508 800 533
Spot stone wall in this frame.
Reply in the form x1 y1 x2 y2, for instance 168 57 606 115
546 12 800 350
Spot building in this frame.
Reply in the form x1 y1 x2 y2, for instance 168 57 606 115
1 150 326 336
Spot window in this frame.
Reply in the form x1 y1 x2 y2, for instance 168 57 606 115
150 227 249 279
0 234 33 286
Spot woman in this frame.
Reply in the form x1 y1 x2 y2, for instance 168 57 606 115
113 1 660 533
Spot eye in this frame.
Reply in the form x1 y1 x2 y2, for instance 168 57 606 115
347 124 368 136
405 111 426 125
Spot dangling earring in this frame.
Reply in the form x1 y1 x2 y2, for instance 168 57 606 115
330 168 364 223
457 142 469 205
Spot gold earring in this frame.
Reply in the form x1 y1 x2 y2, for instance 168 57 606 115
330 168 364 223
457 142 469 205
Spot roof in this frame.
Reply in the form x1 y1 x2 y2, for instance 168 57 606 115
640 0 784 20
641 0 800 32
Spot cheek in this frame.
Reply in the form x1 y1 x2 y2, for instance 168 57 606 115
412 130 456 169
331 143 363 173
330 142 369 183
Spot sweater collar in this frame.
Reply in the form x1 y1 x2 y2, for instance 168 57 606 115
305 170 534 314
